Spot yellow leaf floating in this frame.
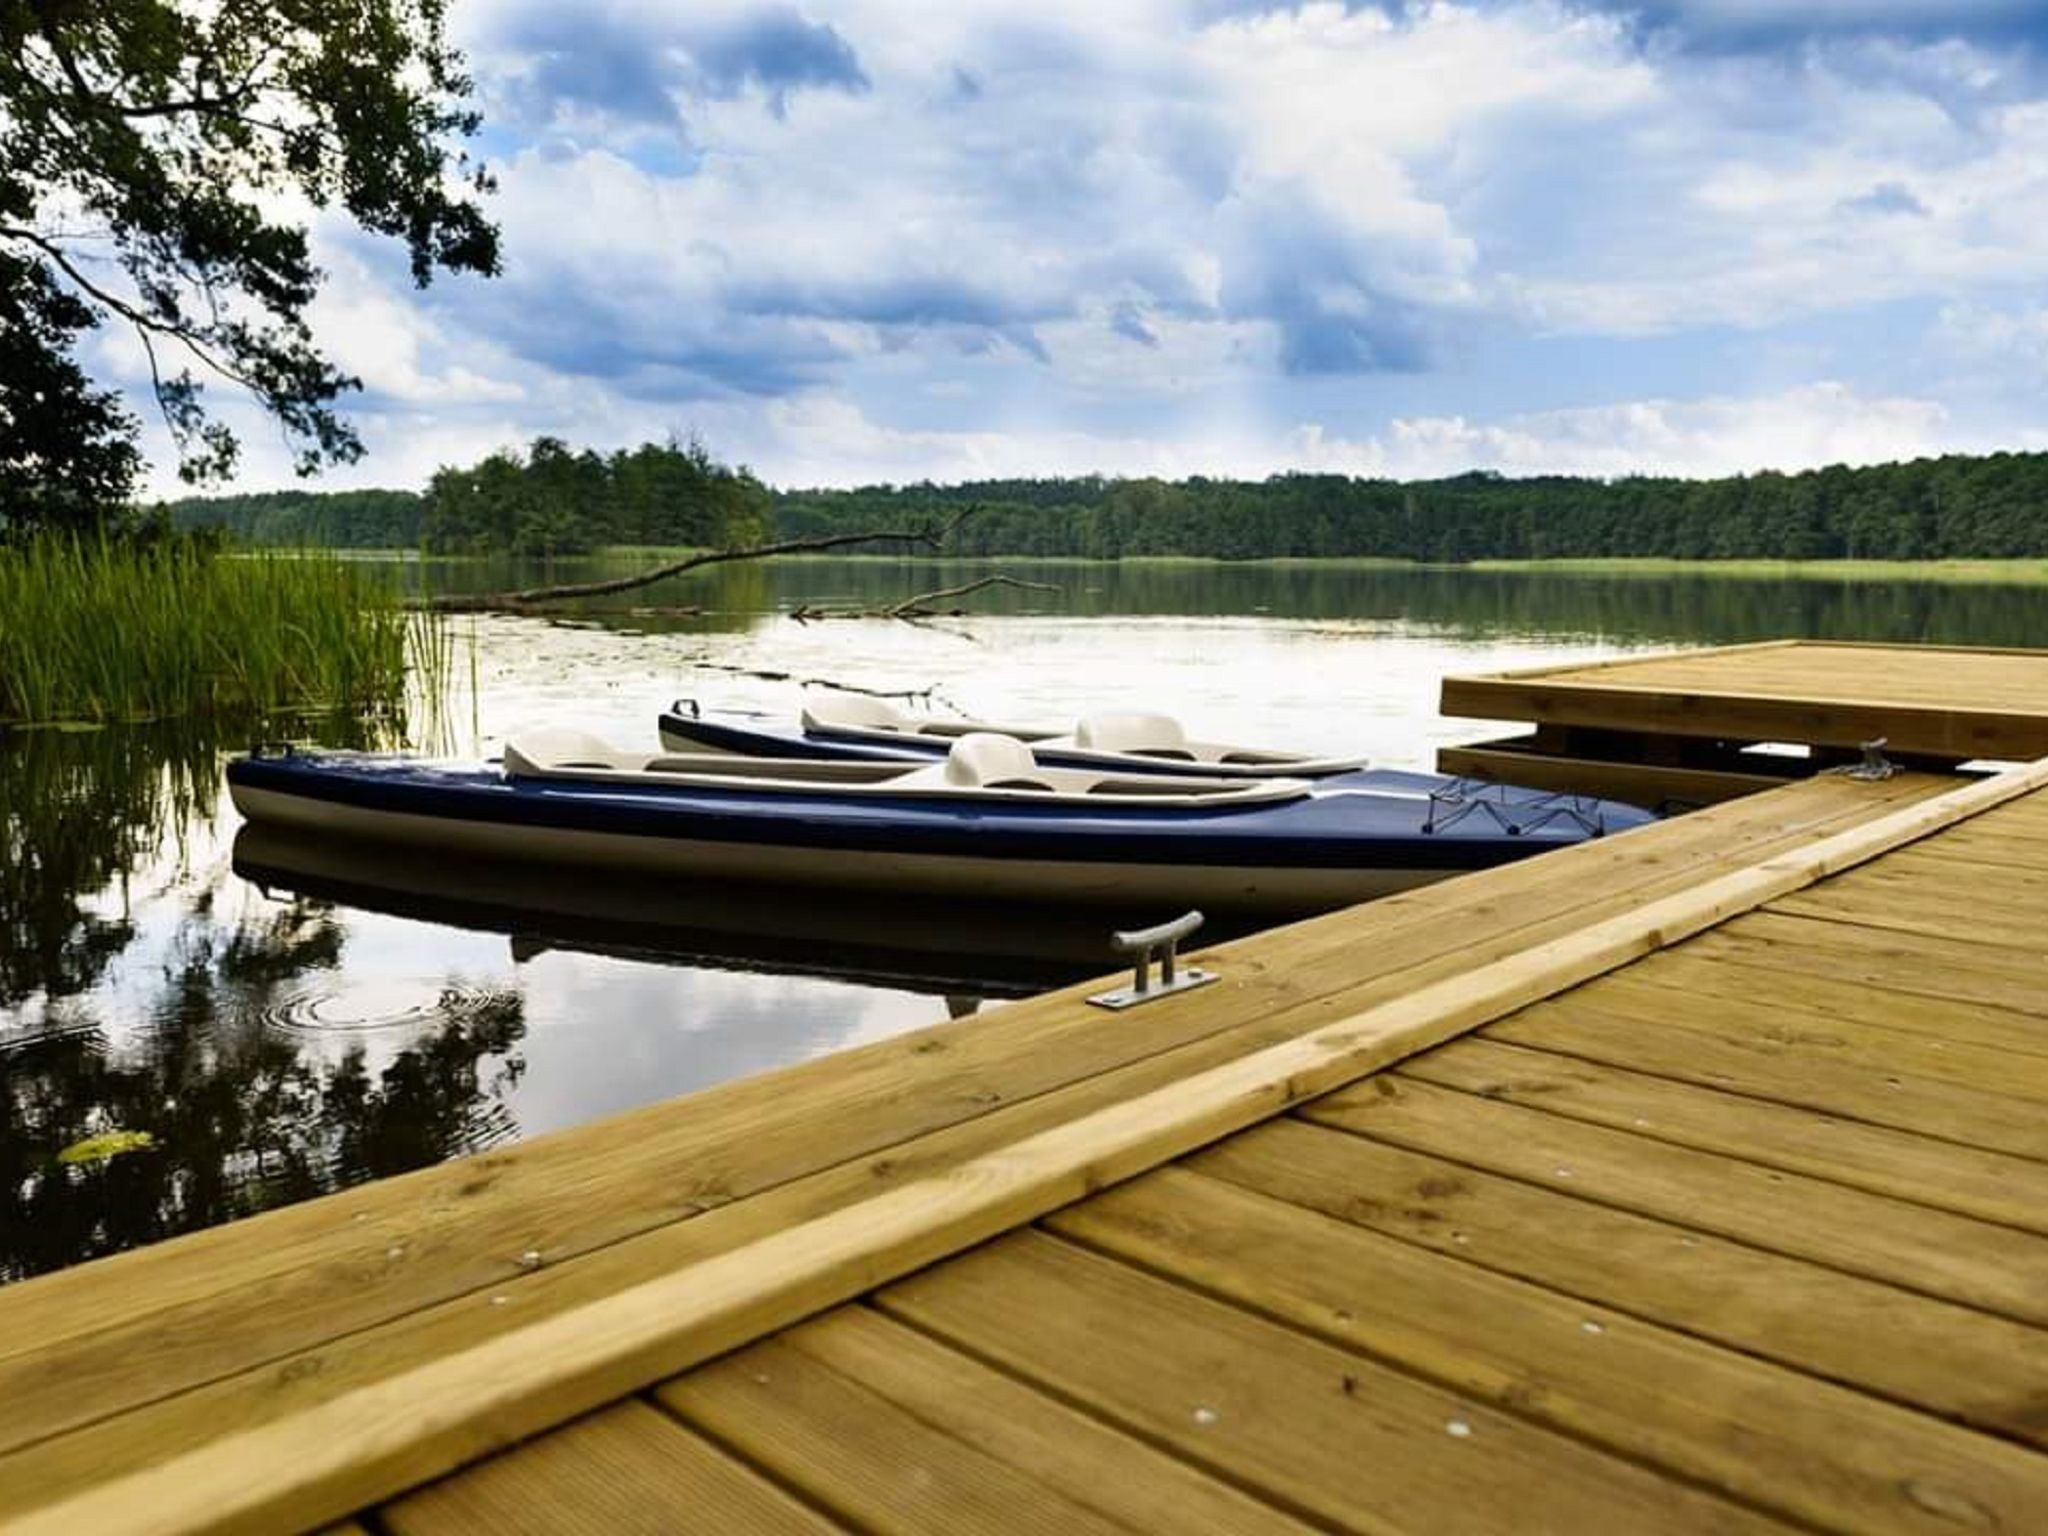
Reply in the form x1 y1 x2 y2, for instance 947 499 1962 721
57 1130 156 1166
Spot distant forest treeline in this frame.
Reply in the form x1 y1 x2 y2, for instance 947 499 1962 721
161 436 772 554
162 443 2048 561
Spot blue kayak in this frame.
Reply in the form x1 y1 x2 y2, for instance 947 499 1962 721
657 695 1370 778
227 728 1655 912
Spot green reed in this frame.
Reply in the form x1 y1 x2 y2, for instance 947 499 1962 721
0 538 441 725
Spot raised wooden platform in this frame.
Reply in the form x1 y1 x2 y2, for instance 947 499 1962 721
1440 639 2048 804
6 757 2048 1534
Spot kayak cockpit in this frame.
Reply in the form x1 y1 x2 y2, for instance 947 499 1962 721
502 727 1314 807
797 693 1368 776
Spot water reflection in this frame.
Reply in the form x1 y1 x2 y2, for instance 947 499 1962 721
0 895 525 1283
1 722 219 1011
388 552 2048 647
9 558 2048 1283
231 826 1156 999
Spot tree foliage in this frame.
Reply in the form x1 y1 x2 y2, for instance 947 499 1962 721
416 434 774 555
774 454 2048 562
0 0 499 531
164 435 782 554
164 446 2048 564
156 484 425 546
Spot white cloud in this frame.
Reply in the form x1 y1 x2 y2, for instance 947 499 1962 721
1299 382 1960 479
101 1 2048 496
1512 42 2048 333
309 242 527 407
708 380 1969 489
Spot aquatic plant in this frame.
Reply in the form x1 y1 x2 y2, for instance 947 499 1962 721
0 538 440 724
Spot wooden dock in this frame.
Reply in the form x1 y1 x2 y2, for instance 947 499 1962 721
4 642 2048 1534
1440 638 2048 804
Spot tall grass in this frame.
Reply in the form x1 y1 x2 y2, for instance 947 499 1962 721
0 538 436 725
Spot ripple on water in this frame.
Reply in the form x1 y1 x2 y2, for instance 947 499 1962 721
261 978 520 1037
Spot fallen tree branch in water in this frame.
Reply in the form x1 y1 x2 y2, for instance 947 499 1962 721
678 662 955 705
791 573 1059 622
417 510 976 613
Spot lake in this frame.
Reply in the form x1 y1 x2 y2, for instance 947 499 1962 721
6 555 2046 1282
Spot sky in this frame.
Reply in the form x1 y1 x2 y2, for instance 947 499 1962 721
116 0 2048 494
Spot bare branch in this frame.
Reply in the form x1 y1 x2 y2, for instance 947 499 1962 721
0 225 259 394
678 664 949 703
418 525 958 613
885 573 1059 618
789 572 1060 621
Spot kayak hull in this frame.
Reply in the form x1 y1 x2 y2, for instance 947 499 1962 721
227 751 1655 913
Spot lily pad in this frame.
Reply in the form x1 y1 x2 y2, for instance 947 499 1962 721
57 1130 157 1165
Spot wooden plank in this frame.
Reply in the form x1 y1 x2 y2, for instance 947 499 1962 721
878 1231 1786 1535
1483 992 2048 1161
1539 654 2048 698
7 766 2019 1536
1191 1119 2048 1443
1555 969 2048 1105
380 1400 839 1536
1769 876 2048 954
678 1306 1312 1536
658 1332 1136 1536
0 775 1952 1467
1442 684 2048 758
1307 1076 2048 1323
1439 643 2048 756
1699 909 2048 1021
1823 845 2048 898
1911 817 2048 853
1471 642 2048 690
1435 742 1793 806
1902 838 2048 880
1945 799 2048 840
1404 1037 2048 1231
1051 1167 2048 1534
1615 950 2048 1063
1440 640 1801 687
1498 668 1996 704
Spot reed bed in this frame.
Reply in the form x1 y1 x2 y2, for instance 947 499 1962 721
0 539 436 724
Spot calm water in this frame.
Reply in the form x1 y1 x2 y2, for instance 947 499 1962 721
7 557 2047 1281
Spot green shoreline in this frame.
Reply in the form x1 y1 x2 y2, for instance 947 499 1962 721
320 548 2048 585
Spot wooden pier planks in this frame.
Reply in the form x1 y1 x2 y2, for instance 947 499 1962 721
1051 1169 2048 1536
412 763 2048 1536
1441 638 2048 760
663 1306 1314 1536
9 755 2048 1533
0 772 1951 1463
381 1401 844 1536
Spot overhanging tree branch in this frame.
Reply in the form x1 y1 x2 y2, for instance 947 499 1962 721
0 0 500 524
2 225 263 394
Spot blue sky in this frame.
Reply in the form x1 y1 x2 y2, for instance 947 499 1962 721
120 0 2048 493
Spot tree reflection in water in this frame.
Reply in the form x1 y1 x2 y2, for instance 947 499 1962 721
0 906 525 1282
0 716 526 1284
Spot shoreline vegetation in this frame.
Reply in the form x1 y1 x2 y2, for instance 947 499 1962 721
159 440 2048 564
0 538 431 727
228 546 2048 585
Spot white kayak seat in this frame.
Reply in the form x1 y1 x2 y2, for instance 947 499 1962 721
1074 711 1196 760
503 727 636 778
804 691 1055 742
802 692 911 734
941 733 1052 791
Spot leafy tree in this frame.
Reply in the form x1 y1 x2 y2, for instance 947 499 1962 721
0 253 142 531
166 446 2048 564
0 0 499 531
